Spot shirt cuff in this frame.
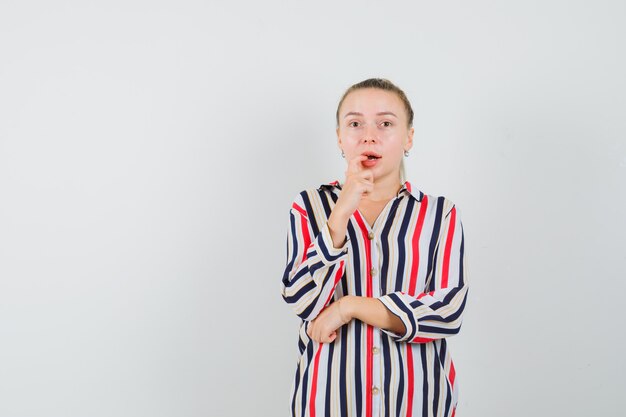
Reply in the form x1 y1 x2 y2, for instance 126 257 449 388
315 220 349 265
377 293 416 342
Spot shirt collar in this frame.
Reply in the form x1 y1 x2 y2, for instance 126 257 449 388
318 179 423 202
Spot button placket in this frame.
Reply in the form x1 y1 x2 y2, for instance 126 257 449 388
370 231 380 298
370 234 383 417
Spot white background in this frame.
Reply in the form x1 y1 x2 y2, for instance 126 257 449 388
1 1 624 416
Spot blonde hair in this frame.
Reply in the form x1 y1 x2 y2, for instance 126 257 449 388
335 78 414 184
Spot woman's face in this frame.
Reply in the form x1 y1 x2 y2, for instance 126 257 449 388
336 88 414 181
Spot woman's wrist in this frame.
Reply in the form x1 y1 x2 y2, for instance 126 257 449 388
328 210 350 228
328 211 350 248
339 295 355 322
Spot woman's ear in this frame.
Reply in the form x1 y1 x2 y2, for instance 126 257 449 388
406 126 415 152
336 127 342 149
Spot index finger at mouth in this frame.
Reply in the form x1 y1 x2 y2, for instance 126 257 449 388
347 154 368 174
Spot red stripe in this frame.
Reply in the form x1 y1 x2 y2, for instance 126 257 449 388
292 203 311 262
321 260 345 308
416 290 435 300
309 343 324 417
408 196 428 296
411 336 434 343
406 194 428 417
441 207 456 288
366 325 373 417
449 359 456 387
353 211 373 417
451 407 456 417
292 202 308 218
300 216 311 262
405 192 425 416
405 345 414 417
405 181 412 193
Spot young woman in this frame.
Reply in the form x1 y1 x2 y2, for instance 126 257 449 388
281 78 469 417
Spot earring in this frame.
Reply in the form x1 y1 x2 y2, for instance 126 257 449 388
341 150 345 158
404 150 409 157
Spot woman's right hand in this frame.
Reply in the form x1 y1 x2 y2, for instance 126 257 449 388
334 154 374 218
326 154 373 248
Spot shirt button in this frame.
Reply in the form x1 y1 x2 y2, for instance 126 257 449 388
372 386 380 395
372 347 379 355
370 268 377 276
368 232 374 240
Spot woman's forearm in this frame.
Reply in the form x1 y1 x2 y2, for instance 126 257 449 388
327 210 350 248
341 295 406 335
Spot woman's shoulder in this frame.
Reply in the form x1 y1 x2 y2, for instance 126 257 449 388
288 180 341 216
405 181 459 219
292 179 341 198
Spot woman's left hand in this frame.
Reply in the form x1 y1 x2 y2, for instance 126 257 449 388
307 296 352 343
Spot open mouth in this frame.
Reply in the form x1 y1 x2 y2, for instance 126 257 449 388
363 152 382 160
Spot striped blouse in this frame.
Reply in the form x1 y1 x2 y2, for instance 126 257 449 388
281 180 469 417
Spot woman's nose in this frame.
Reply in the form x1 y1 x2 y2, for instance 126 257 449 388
362 125 377 143
362 135 376 144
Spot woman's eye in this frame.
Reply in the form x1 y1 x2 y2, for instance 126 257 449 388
382 121 392 127
349 121 360 127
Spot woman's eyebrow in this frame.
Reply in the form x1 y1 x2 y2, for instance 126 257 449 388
343 111 398 118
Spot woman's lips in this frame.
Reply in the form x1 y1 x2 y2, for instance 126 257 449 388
362 157 380 168
362 151 382 159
